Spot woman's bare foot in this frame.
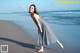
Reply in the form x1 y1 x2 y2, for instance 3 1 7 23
36 46 44 53
37 49 44 53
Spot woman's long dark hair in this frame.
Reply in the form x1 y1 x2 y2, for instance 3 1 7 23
29 4 38 14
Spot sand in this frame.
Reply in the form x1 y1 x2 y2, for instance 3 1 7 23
0 20 57 53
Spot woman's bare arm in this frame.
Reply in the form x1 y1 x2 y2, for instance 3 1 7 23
34 14 42 32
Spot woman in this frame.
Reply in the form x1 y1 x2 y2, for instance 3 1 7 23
29 4 64 52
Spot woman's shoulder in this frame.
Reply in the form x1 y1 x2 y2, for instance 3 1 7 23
34 13 40 20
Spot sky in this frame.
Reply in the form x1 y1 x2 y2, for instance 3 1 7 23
0 0 80 13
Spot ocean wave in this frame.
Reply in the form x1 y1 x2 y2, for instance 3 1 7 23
44 16 80 25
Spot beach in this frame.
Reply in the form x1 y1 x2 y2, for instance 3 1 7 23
0 11 80 53
0 20 55 53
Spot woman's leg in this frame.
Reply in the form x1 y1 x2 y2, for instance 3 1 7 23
37 31 44 52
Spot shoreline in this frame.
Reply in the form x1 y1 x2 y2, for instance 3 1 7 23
0 20 56 53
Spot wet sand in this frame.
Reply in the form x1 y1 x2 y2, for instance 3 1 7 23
0 20 57 53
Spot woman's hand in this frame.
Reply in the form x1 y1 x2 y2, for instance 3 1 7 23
40 28 43 32
38 28 43 33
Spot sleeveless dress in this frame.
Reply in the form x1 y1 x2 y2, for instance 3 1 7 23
37 18 58 46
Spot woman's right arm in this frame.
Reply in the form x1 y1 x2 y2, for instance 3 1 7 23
34 14 43 32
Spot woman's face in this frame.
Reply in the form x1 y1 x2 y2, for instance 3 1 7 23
29 6 35 13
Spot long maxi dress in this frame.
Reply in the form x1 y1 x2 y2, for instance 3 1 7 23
37 18 59 46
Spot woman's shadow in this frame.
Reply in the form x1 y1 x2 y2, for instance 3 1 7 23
0 37 38 50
